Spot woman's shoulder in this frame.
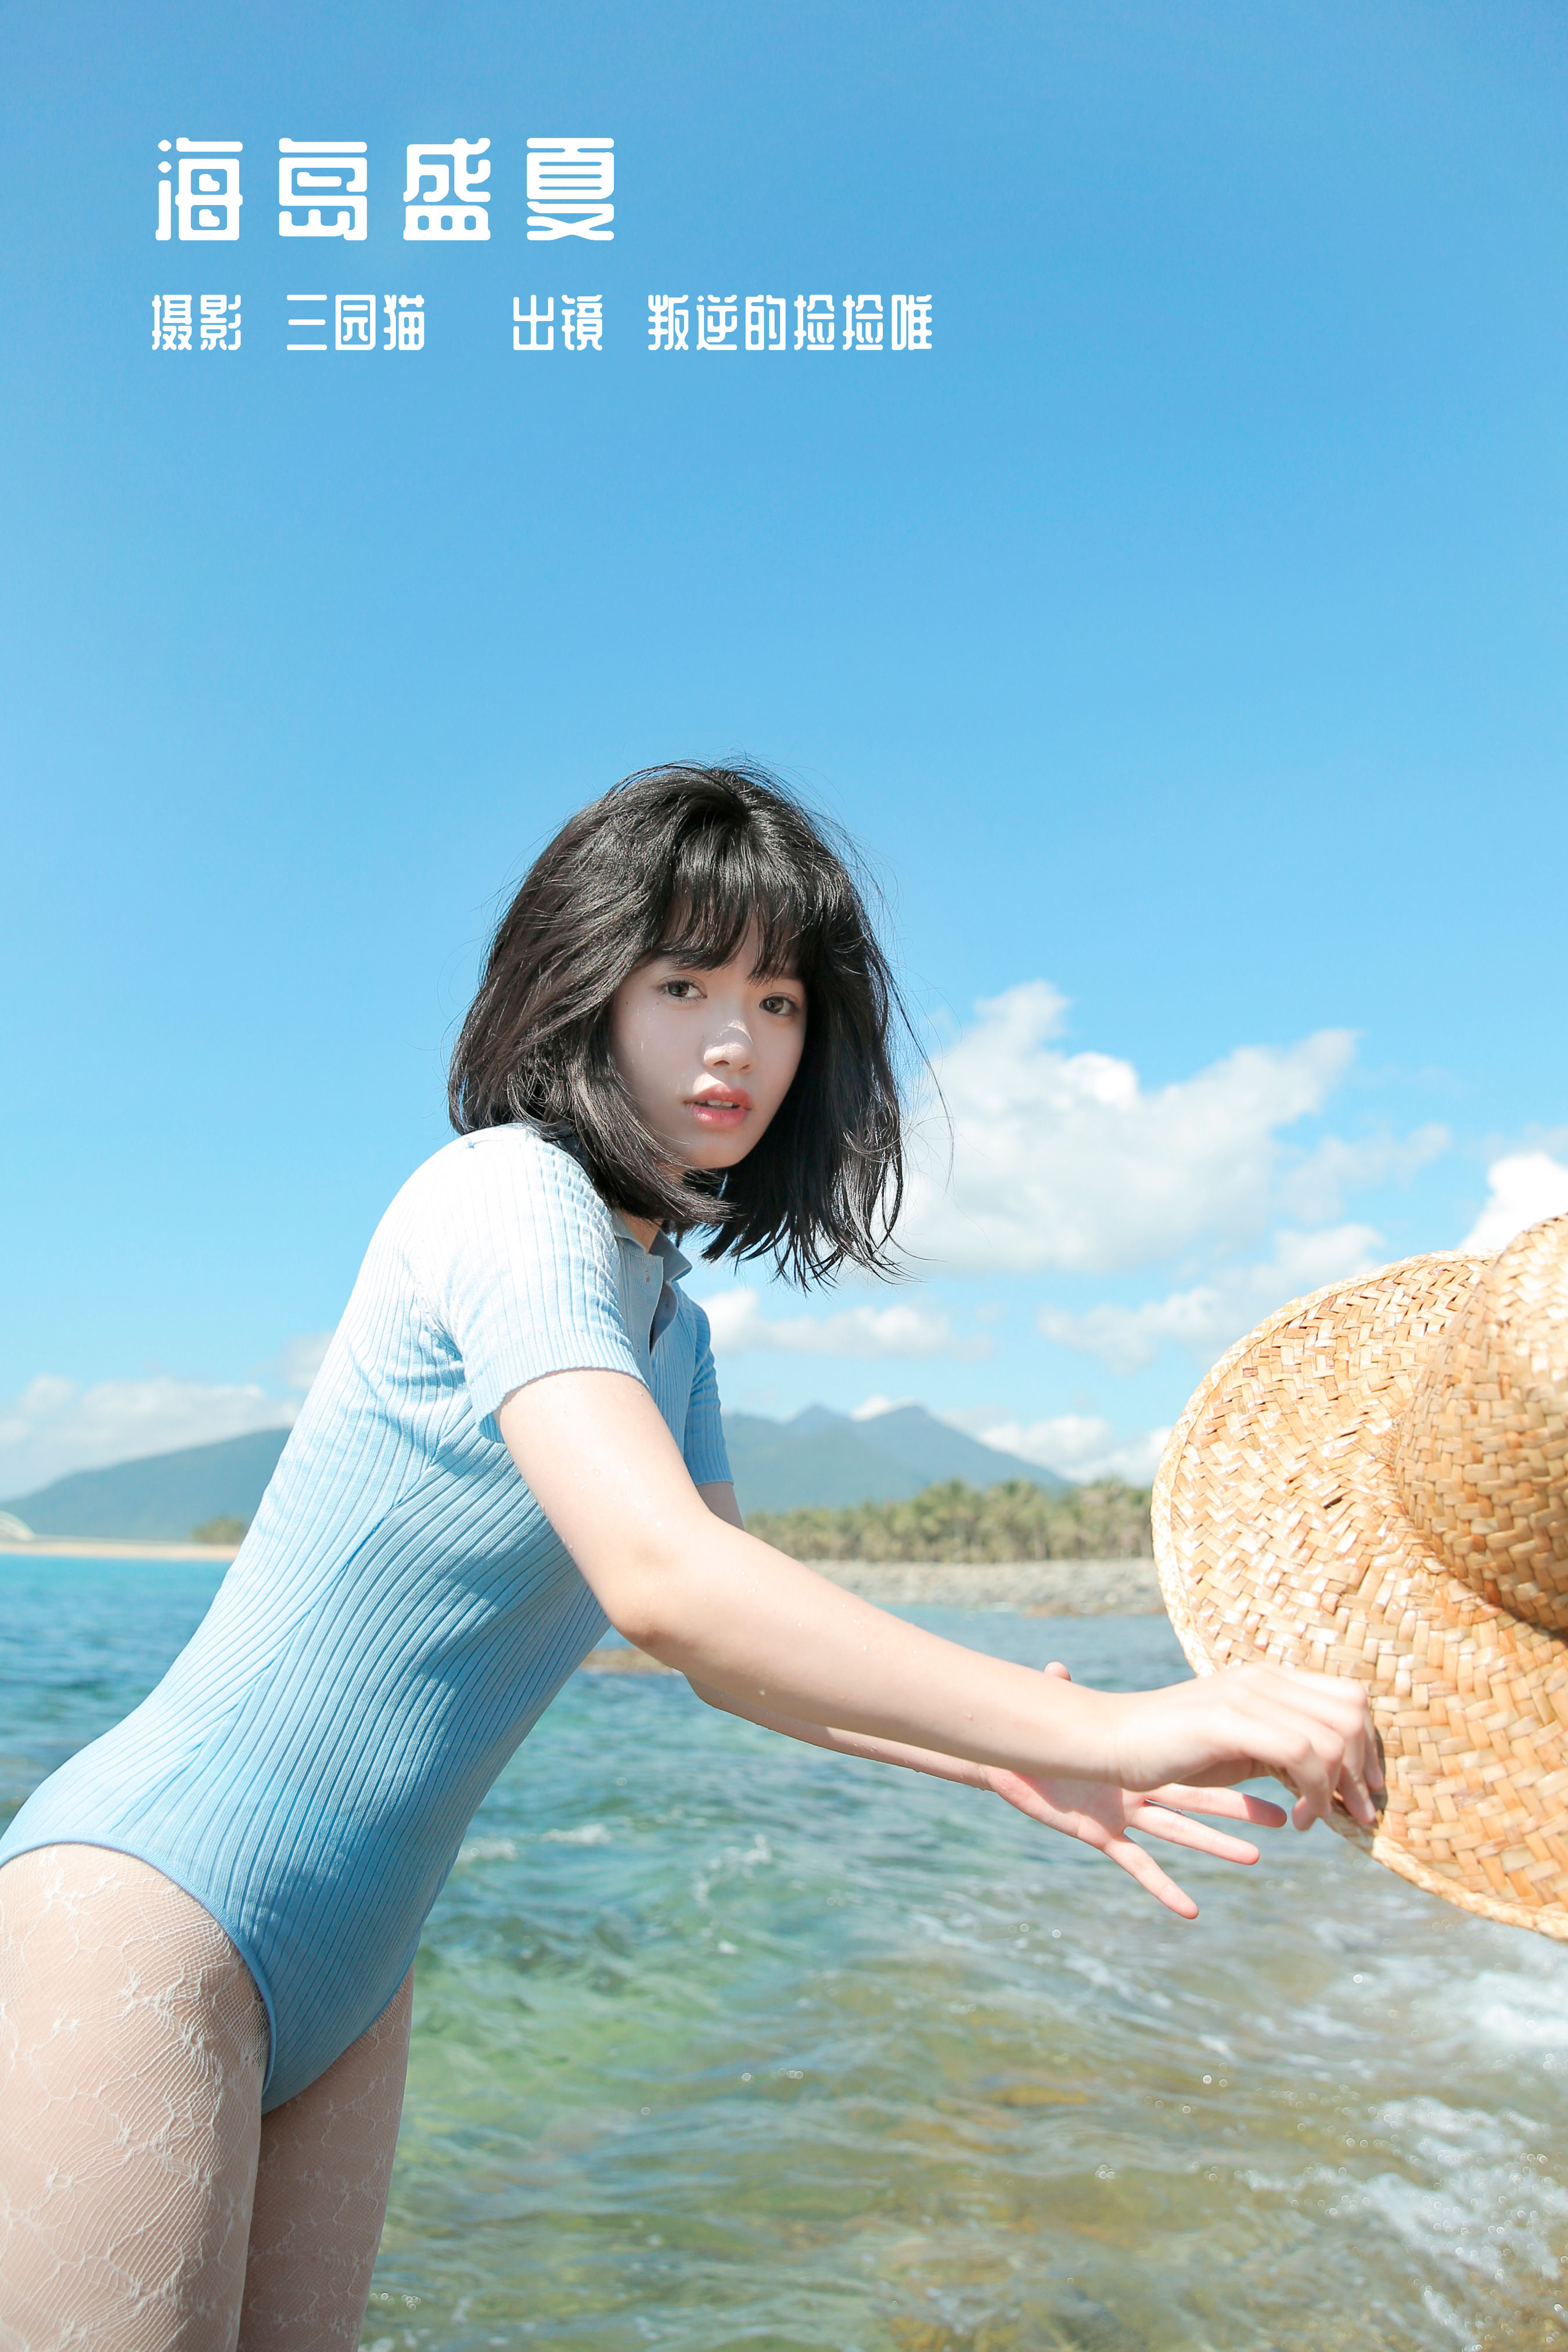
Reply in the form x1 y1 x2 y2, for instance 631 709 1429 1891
386 1126 616 1257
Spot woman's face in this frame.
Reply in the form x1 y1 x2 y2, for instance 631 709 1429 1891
608 926 807 1172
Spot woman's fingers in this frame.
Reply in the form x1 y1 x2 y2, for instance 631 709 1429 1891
1101 1834 1200 1921
1269 1721 1369 1832
1205 1670 1380 1830
1298 1706 1377 1828
1256 1665 1383 1818
1112 1663 1381 1833
1274 1663 1385 1782
1127 1803 1260 1865
1250 1714 1346 1828
994 1774 1271 1870
990 1774 1279 1914
1142 1783 1287 1827
1271 1664 1385 1822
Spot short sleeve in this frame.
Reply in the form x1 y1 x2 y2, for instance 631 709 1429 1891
681 1303 732 1487
399 1131 642 1429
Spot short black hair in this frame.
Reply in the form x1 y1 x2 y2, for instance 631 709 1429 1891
448 763 912 1282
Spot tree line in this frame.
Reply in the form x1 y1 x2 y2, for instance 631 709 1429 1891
744 1477 1153 1564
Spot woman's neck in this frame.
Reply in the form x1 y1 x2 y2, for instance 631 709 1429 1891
618 1211 662 1252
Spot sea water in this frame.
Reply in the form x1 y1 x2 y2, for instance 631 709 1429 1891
4 1560 1568 2352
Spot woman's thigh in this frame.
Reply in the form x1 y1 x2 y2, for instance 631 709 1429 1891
0 1842 269 2352
238 1966 413 2352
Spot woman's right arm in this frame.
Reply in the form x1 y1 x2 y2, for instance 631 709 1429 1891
497 1368 1382 1829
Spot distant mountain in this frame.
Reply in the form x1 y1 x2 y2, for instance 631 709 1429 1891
3 1429 292 1540
722 1405 1067 1516
0 1404 1067 1540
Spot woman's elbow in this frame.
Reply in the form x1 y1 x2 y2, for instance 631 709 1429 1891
583 1518 725 1655
682 1674 733 1715
594 1562 692 1658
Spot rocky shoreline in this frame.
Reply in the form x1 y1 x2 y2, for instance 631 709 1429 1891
578 1556 1165 1671
819 1555 1163 1613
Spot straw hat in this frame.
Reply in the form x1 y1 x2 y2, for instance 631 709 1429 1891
1153 1214 1568 1937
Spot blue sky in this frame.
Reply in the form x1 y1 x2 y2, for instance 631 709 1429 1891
4 1 1567 1496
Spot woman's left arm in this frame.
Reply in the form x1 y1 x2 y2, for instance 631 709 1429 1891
692 1477 997 1784
691 1481 1285 1921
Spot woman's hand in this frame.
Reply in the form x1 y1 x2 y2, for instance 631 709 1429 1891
1103 1659 1384 1833
987 1664 1288 1919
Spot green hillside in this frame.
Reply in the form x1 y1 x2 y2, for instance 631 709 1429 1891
0 1405 1072 1540
721 1405 1067 1515
4 1429 292 1540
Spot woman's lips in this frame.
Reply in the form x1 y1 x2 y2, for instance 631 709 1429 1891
687 1090 751 1128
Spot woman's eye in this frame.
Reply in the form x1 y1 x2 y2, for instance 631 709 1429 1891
760 994 799 1016
661 980 700 999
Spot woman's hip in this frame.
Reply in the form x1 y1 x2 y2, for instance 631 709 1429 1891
0 1840 271 2069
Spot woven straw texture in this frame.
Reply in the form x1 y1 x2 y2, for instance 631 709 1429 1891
1153 1216 1568 1939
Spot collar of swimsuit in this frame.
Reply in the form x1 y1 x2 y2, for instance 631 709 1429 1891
609 1213 690 1349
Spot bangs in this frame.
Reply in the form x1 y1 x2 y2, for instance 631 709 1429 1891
653 819 828 977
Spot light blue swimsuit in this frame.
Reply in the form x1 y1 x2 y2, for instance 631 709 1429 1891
0 1128 730 2109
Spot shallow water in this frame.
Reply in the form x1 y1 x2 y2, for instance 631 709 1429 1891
4 1561 1568 2351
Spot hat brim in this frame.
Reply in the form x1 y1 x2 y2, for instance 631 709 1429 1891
1153 1250 1568 1939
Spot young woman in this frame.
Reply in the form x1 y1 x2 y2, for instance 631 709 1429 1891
0 764 1380 2350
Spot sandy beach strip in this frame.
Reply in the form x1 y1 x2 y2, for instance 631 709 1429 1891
0 1535 240 1561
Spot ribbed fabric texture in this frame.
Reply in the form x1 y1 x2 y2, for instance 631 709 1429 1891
0 1128 731 2109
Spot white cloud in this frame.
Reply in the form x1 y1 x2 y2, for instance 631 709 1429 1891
274 1331 335 1392
1037 1222 1384 1375
1462 1153 1568 1253
849 1394 916 1419
967 1412 1173 1485
1276 1125 1450 1224
699 1289 990 1362
0 1374 296 1504
901 982 1365 1274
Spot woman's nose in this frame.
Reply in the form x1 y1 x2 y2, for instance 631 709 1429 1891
704 1026 753 1069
